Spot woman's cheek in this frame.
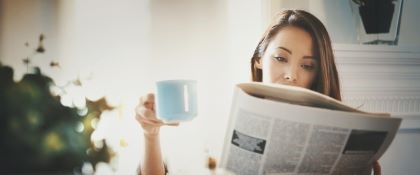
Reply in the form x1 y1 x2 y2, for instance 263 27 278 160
270 64 286 81
300 72 316 88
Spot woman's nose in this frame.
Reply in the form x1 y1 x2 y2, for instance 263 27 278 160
284 68 297 82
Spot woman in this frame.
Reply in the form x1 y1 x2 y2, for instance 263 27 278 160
135 10 381 175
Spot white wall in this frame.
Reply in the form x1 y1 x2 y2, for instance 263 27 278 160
0 0 59 81
0 0 263 174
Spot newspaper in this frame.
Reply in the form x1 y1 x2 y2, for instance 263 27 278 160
220 83 401 175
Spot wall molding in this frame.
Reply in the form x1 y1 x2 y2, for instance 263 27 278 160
334 44 420 84
343 95 420 114
333 44 420 127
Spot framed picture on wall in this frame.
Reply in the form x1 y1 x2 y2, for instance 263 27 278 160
350 0 404 45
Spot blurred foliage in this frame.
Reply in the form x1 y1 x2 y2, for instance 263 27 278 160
0 35 114 174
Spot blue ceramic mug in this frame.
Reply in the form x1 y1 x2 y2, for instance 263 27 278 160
156 80 198 122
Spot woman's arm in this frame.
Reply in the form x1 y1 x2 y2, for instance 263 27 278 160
135 93 175 175
141 133 165 175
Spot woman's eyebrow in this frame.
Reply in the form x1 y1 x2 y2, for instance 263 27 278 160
276 46 314 59
276 46 292 54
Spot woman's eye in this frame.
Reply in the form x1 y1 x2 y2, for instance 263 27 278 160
274 56 287 62
301 64 314 70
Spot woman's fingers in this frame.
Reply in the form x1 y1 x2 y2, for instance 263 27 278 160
140 93 155 111
135 93 179 132
137 114 179 128
164 122 180 126
136 105 156 119
136 112 179 125
137 115 164 126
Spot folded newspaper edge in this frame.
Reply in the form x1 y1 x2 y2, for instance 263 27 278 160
238 82 389 116
220 82 401 175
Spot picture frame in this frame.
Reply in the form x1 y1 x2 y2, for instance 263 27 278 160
350 0 404 45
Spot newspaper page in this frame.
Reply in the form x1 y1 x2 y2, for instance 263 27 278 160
220 83 401 175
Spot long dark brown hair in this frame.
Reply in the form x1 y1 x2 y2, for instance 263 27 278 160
251 10 341 101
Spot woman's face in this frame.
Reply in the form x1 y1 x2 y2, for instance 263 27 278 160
256 26 318 89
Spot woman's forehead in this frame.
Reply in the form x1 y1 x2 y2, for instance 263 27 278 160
268 26 314 56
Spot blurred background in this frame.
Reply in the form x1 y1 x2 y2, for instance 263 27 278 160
1 0 419 174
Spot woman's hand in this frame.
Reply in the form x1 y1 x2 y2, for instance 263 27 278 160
135 93 178 136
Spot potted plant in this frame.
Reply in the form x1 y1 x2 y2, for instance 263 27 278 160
0 35 114 174
352 0 396 34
